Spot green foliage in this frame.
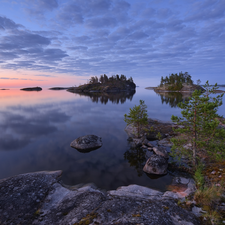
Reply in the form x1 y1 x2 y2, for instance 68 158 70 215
95 74 134 84
160 71 193 90
124 100 148 138
194 164 205 189
167 82 183 91
170 81 225 168
156 132 162 140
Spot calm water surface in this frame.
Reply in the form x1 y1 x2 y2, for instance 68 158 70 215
0 87 224 191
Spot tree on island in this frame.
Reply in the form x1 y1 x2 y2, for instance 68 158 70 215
170 81 225 168
160 72 194 91
89 74 134 84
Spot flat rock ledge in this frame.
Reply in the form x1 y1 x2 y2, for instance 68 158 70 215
0 171 200 225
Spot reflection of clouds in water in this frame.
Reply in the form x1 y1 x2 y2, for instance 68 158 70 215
0 107 70 151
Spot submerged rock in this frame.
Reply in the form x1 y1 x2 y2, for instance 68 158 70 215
70 135 102 152
143 154 168 175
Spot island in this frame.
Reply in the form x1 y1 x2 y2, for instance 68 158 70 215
20 87 42 91
148 72 205 93
49 87 70 90
67 74 136 93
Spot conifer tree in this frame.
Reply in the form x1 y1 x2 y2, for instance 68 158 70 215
170 82 225 168
124 100 148 138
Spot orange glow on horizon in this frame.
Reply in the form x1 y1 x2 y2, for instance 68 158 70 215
0 69 89 88
0 88 85 108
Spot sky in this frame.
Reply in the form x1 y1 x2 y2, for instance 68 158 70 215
0 0 224 88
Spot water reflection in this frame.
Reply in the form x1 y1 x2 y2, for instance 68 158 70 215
124 146 147 177
0 107 70 151
69 90 135 104
156 92 190 108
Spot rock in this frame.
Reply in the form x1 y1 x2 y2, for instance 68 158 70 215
141 145 148 149
153 146 169 158
163 177 196 200
124 124 137 138
146 142 153 147
132 138 143 147
192 206 206 217
70 135 102 152
143 154 168 175
0 171 201 225
158 138 173 147
109 184 163 200
146 132 166 141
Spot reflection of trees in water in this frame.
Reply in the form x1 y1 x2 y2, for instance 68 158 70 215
73 90 135 104
156 92 190 108
124 147 147 177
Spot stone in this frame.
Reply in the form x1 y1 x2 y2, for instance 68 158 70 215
146 142 153 147
143 154 168 175
158 138 173 147
163 177 196 200
70 135 102 152
0 171 200 225
153 146 169 158
141 145 147 149
192 206 206 217
109 184 163 200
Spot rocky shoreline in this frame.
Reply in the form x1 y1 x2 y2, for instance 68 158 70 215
0 170 200 225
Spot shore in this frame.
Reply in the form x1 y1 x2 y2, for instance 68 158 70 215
0 170 200 225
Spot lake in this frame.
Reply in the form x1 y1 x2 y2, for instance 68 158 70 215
0 86 225 191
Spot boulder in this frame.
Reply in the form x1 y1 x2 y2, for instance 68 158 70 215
143 154 168 175
70 135 102 152
153 146 169 158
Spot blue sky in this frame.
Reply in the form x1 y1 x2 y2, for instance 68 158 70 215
0 0 225 87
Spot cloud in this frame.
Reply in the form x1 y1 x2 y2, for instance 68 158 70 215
0 16 22 30
35 74 56 77
24 0 58 19
0 77 44 81
186 0 225 21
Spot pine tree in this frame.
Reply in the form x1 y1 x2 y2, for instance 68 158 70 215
170 82 225 168
124 100 148 138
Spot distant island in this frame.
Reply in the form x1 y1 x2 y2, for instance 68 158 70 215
20 87 42 91
67 74 136 93
49 87 70 90
148 72 205 93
